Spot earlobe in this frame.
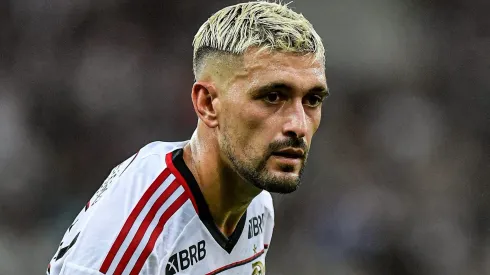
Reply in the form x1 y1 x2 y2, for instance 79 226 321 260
191 82 219 128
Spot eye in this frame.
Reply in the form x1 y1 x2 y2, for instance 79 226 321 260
263 92 282 104
304 94 324 107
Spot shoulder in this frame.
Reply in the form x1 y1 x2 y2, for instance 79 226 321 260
252 191 274 220
132 140 188 166
53 141 196 274
138 140 187 157
249 191 275 247
88 141 188 208
94 140 195 234
114 140 189 188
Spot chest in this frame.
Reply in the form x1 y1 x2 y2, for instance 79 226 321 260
163 213 269 275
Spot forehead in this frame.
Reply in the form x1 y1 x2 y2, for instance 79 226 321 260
231 48 327 90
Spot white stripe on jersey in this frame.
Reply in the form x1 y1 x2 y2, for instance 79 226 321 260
114 185 185 275
100 170 186 275
104 173 176 274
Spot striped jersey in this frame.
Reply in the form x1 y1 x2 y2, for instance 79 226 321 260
47 141 274 275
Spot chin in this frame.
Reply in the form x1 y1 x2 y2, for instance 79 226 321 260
260 181 300 194
252 171 301 194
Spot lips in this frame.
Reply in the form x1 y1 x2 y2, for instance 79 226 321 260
271 148 305 159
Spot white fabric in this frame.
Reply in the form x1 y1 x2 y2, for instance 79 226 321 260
48 141 274 275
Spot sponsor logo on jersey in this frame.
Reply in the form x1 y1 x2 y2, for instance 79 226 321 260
251 261 265 275
166 240 206 275
248 213 264 239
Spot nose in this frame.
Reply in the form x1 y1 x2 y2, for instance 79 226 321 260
282 100 307 139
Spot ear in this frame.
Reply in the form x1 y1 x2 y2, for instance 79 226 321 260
191 81 220 128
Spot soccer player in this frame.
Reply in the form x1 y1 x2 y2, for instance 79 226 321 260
47 1 328 274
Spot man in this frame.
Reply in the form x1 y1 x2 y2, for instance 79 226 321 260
48 1 328 274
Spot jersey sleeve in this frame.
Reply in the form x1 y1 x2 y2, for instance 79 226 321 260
48 145 185 275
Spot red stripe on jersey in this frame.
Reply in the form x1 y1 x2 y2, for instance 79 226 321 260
112 179 180 275
165 151 199 214
129 192 189 275
99 168 171 274
205 248 266 275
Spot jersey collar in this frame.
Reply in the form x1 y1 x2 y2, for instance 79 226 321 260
170 148 247 254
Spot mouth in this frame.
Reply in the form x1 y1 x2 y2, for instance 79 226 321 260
271 148 305 159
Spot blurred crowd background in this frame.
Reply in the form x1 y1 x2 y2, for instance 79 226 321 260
0 0 489 274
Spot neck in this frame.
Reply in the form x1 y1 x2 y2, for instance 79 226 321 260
182 128 261 237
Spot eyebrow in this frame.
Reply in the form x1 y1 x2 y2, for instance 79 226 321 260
256 82 330 97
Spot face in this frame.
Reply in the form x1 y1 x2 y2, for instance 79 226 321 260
217 48 328 194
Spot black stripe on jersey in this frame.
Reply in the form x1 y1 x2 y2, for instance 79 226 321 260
171 148 247 254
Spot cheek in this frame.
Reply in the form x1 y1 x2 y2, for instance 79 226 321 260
235 101 269 130
307 109 322 139
312 110 322 131
235 111 263 143
234 105 274 149
221 104 258 147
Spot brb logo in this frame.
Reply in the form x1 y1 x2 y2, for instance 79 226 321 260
248 213 264 239
165 240 206 275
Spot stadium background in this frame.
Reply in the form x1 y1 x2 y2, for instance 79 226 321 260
0 0 489 274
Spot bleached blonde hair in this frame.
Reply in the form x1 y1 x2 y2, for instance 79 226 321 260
192 1 325 78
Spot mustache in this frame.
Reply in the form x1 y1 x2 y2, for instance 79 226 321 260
268 138 308 156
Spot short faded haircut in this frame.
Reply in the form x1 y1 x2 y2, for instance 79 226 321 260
192 1 325 78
